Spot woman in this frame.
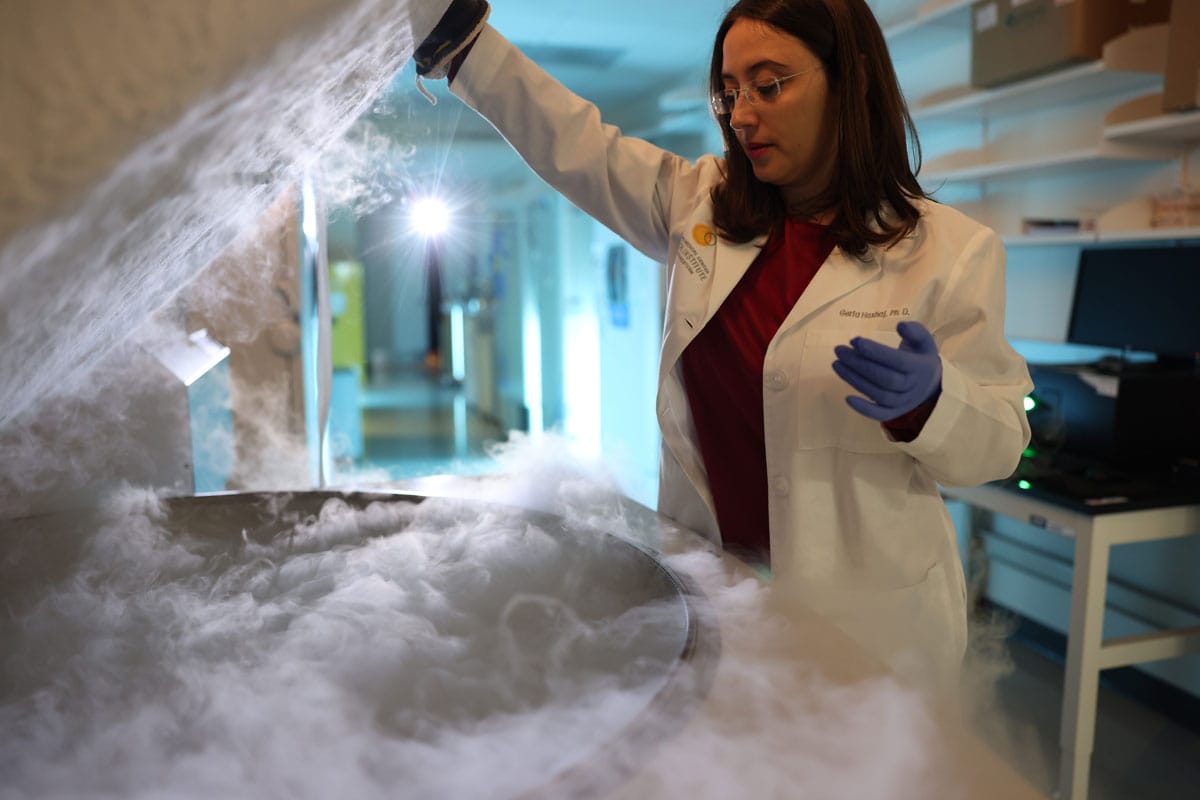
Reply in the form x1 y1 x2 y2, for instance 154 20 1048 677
414 0 1032 683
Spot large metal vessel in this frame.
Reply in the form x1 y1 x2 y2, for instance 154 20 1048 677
0 488 719 800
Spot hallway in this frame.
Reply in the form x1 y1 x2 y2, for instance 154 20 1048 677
355 365 507 481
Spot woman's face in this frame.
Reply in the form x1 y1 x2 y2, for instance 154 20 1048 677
721 18 834 211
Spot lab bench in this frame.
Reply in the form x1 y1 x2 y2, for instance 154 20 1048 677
942 483 1200 800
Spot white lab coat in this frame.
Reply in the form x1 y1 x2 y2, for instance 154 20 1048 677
452 25 1033 680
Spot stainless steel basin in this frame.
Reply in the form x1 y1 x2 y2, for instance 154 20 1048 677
0 489 718 800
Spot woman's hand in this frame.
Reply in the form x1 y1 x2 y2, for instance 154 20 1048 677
832 321 942 422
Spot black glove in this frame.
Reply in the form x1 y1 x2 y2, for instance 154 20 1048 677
413 0 491 80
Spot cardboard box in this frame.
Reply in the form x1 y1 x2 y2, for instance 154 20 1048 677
1162 0 1200 111
1151 191 1200 228
970 0 1167 89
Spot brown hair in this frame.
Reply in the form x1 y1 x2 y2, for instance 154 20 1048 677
708 0 928 259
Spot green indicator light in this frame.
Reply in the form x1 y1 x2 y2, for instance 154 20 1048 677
1023 396 1037 412
1023 447 1037 459
1017 479 1032 490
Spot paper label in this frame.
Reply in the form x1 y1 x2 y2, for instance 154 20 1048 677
1079 372 1119 399
975 2 999 31
1029 513 1075 538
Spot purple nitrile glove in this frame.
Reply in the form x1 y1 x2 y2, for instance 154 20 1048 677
831 320 943 422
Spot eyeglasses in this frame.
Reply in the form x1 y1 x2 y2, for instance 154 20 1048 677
710 66 823 116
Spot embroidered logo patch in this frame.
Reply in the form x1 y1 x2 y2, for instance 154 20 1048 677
692 224 716 247
677 239 711 281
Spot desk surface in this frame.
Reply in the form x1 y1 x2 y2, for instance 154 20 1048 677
943 482 1200 542
993 452 1200 516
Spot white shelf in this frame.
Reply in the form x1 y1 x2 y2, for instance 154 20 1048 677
883 0 973 60
879 2 1200 251
921 141 1182 185
1097 226 1200 243
1104 110 1200 145
1002 232 1098 247
911 62 1163 125
1002 227 1200 247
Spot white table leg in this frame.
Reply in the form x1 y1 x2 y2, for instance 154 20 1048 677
1058 530 1110 800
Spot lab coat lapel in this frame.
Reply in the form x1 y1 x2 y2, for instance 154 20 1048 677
659 210 765 378
778 246 881 335
657 218 765 519
703 236 766 324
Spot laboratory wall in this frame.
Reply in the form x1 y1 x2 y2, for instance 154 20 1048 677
880 0 1200 703
594 227 665 509
986 145 1200 700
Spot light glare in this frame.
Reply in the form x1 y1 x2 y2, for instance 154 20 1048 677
411 196 450 237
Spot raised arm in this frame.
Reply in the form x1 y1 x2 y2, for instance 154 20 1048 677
414 1 719 263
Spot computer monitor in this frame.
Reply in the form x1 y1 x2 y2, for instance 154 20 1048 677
1067 244 1200 363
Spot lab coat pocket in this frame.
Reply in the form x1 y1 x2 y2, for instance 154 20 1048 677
783 562 966 689
850 563 966 688
796 327 903 453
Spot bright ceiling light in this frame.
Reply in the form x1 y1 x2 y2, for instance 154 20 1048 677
410 196 450 238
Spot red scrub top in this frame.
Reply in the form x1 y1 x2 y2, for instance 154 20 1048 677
681 219 833 564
